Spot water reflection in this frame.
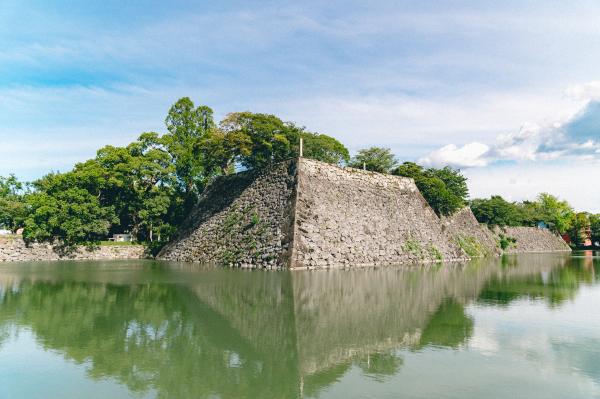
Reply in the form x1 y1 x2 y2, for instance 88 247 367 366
0 253 597 398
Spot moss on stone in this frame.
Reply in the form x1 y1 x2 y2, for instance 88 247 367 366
456 235 487 258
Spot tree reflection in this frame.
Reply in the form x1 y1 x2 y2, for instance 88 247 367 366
0 281 300 399
417 300 474 349
0 254 582 398
357 351 404 382
478 260 591 306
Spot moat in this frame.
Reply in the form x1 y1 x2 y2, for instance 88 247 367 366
1 252 599 398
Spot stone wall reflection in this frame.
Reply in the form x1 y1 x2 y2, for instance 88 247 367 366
0 254 580 398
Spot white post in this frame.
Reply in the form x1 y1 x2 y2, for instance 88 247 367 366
363 162 366 171
299 137 303 157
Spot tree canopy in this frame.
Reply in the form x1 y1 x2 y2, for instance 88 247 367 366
590 214 600 244
164 97 216 196
470 196 524 227
470 193 577 235
348 147 397 173
0 175 28 232
392 162 468 216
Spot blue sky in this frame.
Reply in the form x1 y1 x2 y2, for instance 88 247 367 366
1 0 599 211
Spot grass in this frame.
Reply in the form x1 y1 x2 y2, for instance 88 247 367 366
498 234 517 250
402 238 444 262
456 235 487 257
427 244 443 261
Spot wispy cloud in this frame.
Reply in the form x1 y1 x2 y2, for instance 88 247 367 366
419 82 600 168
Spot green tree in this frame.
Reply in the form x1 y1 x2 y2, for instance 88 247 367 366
393 162 467 216
470 196 524 226
568 212 590 247
206 114 349 172
590 214 600 244
219 112 295 170
164 97 216 196
517 200 542 227
348 147 397 173
200 126 253 175
536 193 574 234
298 130 349 165
0 175 28 232
23 132 180 245
23 187 116 247
430 167 468 204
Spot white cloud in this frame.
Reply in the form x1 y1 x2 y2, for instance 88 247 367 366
419 143 490 168
564 81 600 101
418 83 600 168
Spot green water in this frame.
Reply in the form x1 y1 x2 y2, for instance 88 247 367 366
0 252 599 398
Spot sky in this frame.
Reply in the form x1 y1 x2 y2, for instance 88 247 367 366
1 0 599 211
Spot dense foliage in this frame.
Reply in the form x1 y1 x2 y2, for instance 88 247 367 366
348 147 397 173
392 162 468 216
590 214 600 244
0 175 28 232
470 196 526 227
469 193 598 241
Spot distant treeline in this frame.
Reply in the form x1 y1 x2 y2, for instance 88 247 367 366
471 195 599 246
0 97 597 249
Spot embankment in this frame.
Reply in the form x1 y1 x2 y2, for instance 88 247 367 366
0 236 148 262
442 207 502 258
159 158 571 269
159 158 468 268
495 226 572 254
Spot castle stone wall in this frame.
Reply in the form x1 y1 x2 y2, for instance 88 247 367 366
496 226 571 254
0 236 147 262
291 159 467 268
158 160 298 268
157 158 571 269
442 207 502 257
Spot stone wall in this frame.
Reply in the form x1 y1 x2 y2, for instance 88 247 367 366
158 160 298 268
0 236 147 262
495 226 571 254
159 158 468 268
292 159 467 268
442 207 502 257
157 158 571 269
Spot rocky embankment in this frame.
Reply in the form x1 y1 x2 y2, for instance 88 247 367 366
159 158 468 268
495 226 572 254
159 158 571 269
0 236 148 262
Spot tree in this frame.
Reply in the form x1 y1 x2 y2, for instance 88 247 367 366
23 132 180 245
0 175 28 232
164 97 216 196
206 114 349 172
568 212 590 247
219 112 295 170
23 187 116 247
517 201 542 227
470 193 576 233
297 130 349 166
470 196 524 226
393 162 467 216
590 214 600 244
200 127 253 175
536 193 574 234
348 147 397 173
430 167 468 204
